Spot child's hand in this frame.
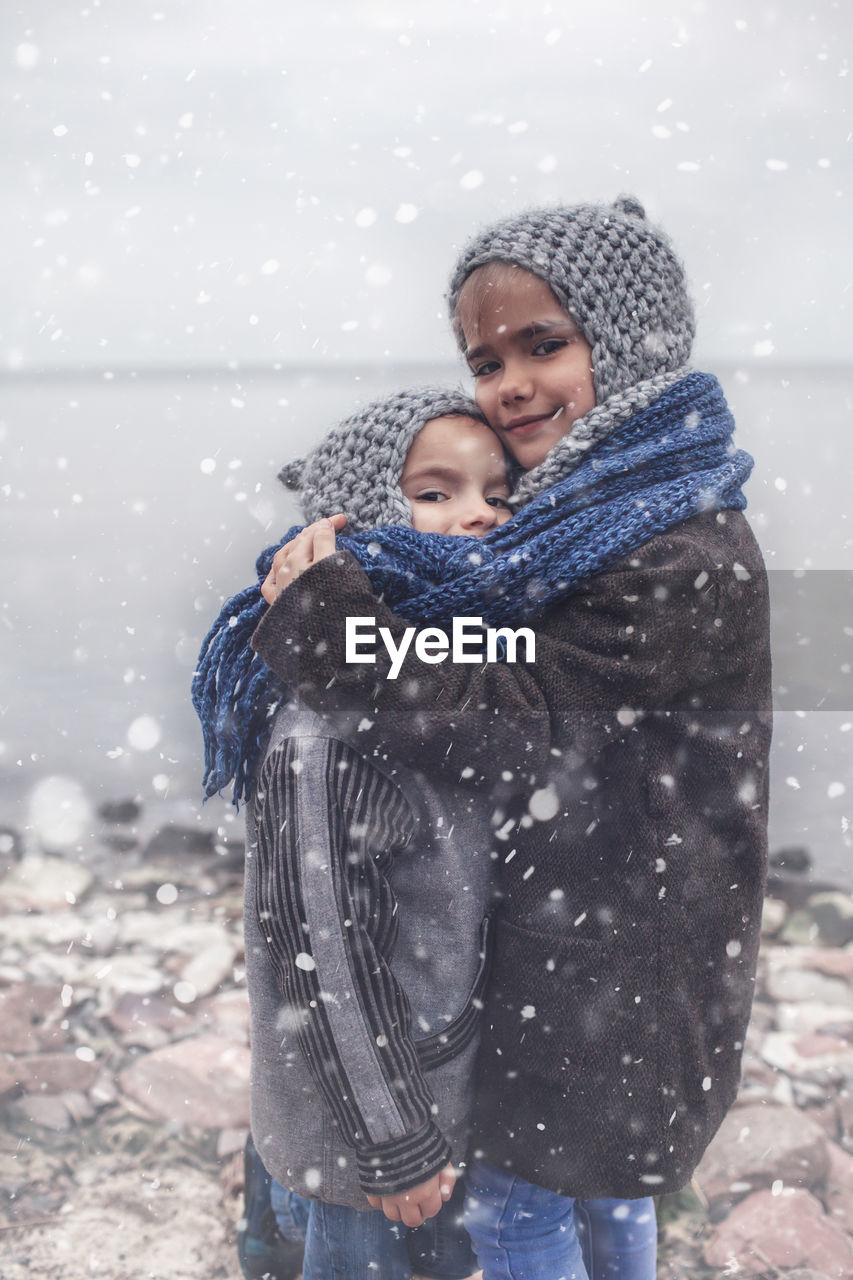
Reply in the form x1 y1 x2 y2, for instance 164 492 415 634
261 513 348 604
365 1161 456 1229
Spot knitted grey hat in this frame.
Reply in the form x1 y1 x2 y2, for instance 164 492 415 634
447 195 695 406
279 386 487 532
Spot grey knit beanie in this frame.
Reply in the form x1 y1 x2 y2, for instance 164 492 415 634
279 386 487 532
447 195 695 405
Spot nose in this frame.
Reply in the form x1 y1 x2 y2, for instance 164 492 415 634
459 500 499 535
498 358 533 405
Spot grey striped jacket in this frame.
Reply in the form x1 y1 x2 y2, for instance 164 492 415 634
244 699 499 1208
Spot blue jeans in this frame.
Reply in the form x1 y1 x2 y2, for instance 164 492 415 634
270 1178 478 1280
462 1161 658 1280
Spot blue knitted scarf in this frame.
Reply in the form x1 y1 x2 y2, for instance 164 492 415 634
193 372 752 803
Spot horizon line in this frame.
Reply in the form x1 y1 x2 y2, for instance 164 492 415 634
1 357 850 384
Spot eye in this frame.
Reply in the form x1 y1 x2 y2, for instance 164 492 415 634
470 359 500 378
487 495 512 510
532 337 568 357
413 489 448 504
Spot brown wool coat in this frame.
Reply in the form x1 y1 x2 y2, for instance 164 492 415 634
252 508 772 1199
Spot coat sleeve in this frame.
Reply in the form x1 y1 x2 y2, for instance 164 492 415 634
253 734 451 1196
250 513 769 788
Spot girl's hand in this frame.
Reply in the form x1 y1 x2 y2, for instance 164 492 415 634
261 513 348 604
365 1162 456 1229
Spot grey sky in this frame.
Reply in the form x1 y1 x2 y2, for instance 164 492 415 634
3 0 851 369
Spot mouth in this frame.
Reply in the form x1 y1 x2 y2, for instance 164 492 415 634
503 411 559 438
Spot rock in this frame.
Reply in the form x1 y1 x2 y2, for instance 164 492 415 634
806 1103 843 1142
143 824 216 860
0 983 68 1053
106 991 194 1036
12 1092 74 1131
764 943 853 980
784 1273 836 1280
781 910 822 946
12 1053 99 1094
217 1127 248 1159
703 1188 853 1276
762 1032 853 1081
765 967 851 1006
761 896 788 936
179 940 238 998
83 953 165 998
0 825 24 872
197 989 250 1042
112 907 189 946
97 798 142 824
806 951 853 982
809 892 853 947
89 1071 118 1108
99 831 140 853
118 1033 250 1129
58 1089 97 1124
821 1141 853 1234
776 1001 853 1036
770 846 813 874
793 1078 840 1110
769 1074 797 1107
694 1102 829 1203
86 918 121 955
0 855 94 911
840 1092 853 1153
120 1024 171 1051
0 1055 23 1102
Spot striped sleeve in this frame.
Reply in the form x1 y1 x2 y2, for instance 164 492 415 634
253 735 451 1196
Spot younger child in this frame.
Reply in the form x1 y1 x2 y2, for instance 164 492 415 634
242 387 509 1280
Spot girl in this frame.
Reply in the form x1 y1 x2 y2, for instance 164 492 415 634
197 387 508 1280
251 197 772 1279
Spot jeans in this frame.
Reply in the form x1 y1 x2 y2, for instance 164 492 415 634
462 1160 658 1280
270 1178 478 1280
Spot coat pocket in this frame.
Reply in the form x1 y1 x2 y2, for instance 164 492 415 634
416 914 493 1072
484 915 658 1095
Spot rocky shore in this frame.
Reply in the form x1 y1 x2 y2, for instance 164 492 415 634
1 808 852 1280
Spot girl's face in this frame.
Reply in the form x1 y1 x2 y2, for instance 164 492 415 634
456 264 596 471
400 415 512 538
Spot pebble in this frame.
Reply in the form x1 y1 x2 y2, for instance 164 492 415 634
2 811 853 1277
704 1188 853 1275
118 1033 251 1129
765 966 852 1006
97 798 142 824
179 939 238 998
809 892 853 947
12 1053 99 1095
694 1102 830 1203
761 896 788 936
0 855 93 910
825 1141 853 1232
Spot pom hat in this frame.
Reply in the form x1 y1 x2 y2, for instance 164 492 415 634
279 386 486 532
448 195 695 405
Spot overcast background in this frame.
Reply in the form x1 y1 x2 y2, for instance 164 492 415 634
3 0 851 371
2 0 852 884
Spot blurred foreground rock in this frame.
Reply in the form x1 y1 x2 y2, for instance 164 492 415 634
1 812 852 1278
0 810 247 1279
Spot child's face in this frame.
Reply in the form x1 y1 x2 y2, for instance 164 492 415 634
400 415 512 538
456 264 596 471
